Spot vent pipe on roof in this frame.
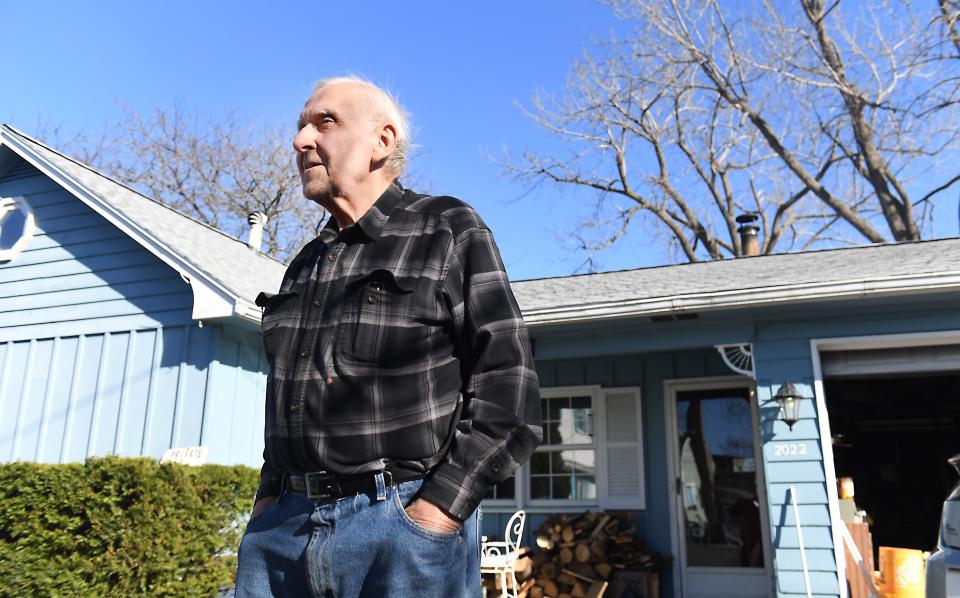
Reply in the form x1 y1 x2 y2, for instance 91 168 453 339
247 212 268 253
736 213 760 257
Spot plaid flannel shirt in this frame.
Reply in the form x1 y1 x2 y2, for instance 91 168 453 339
254 182 542 520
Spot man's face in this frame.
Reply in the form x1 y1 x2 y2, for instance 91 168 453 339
294 83 377 204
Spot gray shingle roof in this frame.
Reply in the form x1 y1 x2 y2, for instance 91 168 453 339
1 125 286 316
6 124 958 327
513 237 960 324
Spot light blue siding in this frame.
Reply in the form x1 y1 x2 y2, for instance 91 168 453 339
775 548 837 571
203 326 269 468
777 571 839 595
0 161 194 343
0 157 265 468
0 325 225 464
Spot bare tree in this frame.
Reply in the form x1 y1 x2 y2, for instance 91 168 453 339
510 0 960 267
942 0 960 54
101 105 324 262
37 106 323 263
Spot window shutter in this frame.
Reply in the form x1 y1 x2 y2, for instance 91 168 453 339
599 388 645 510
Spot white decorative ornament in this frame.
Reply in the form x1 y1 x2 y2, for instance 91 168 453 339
715 343 755 378
0 196 36 262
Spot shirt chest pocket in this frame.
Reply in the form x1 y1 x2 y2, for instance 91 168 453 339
336 269 439 369
256 291 300 362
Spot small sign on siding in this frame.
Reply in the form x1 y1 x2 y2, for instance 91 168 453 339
161 446 209 466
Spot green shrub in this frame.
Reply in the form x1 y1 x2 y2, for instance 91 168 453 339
0 457 258 597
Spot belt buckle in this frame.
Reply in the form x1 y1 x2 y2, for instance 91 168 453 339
304 470 340 499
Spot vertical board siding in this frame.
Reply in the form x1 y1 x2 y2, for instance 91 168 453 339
0 163 194 342
0 325 217 465
37 335 79 463
204 327 268 467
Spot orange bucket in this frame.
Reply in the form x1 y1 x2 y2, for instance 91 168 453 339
877 547 925 597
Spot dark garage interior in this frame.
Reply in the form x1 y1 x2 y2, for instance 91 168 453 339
825 373 960 554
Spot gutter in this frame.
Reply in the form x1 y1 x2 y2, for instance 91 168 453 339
519 271 960 326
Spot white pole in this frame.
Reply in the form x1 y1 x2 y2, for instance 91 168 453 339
791 485 814 598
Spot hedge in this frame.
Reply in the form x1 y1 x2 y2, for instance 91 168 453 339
0 457 259 597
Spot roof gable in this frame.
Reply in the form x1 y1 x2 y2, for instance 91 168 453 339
0 125 285 322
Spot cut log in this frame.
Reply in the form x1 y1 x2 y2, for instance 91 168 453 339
537 535 556 550
561 567 598 584
515 555 534 579
559 547 574 565
584 581 608 598
590 540 607 559
594 562 612 579
562 526 575 543
570 581 586 598
541 579 558 597
529 585 543 598
575 543 591 563
566 562 597 581
588 515 611 540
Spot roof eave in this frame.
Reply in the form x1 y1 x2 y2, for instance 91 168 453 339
520 271 960 326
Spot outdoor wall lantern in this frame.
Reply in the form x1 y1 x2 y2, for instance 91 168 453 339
773 381 803 430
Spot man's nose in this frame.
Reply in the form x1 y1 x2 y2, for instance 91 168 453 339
293 126 315 152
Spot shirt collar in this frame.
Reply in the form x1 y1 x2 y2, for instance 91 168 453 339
322 180 405 244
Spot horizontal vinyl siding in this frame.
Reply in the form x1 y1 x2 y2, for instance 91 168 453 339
755 373 838 597
0 163 194 341
0 325 215 464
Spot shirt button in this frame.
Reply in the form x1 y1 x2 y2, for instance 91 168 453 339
299 350 310 358
327 253 337 262
313 299 321 307
326 376 334 385
367 295 376 304
290 403 300 412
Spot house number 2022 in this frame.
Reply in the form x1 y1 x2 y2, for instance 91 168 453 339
772 443 807 457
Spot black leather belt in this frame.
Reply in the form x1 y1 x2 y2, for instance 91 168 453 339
283 469 423 499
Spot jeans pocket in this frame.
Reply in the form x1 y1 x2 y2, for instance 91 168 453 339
392 484 462 541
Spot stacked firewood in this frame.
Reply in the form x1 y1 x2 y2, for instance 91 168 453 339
484 512 666 598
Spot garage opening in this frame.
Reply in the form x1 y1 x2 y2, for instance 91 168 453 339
822 344 960 554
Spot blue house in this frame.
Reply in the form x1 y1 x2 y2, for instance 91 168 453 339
496 238 960 598
1 124 958 597
0 125 283 470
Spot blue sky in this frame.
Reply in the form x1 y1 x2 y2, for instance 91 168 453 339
2 1 957 281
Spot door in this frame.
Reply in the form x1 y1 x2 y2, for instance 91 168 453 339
667 381 771 597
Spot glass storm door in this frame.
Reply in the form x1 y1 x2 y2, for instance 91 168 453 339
671 385 770 597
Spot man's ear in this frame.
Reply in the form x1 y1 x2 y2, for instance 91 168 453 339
373 123 398 164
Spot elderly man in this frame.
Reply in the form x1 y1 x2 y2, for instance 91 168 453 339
235 77 542 598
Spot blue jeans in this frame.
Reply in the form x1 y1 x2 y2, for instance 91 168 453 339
235 478 482 597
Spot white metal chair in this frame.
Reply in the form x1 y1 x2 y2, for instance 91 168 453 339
480 510 526 598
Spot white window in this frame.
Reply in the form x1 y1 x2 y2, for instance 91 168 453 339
0 196 35 263
483 385 645 513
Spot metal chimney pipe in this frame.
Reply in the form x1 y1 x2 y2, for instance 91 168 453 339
736 213 760 257
247 212 268 252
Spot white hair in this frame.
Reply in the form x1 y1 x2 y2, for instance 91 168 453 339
312 76 413 176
